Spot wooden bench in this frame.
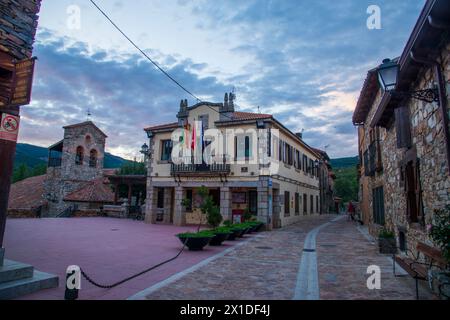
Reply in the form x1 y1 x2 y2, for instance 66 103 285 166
393 242 447 299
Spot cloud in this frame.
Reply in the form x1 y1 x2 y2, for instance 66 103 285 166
20 1 424 159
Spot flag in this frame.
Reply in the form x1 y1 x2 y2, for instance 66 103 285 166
191 120 196 151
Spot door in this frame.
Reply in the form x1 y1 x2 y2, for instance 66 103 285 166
248 190 258 215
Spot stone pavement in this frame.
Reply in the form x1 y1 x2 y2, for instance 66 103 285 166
140 214 436 300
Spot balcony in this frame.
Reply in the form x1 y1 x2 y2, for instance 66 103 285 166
48 157 62 168
171 161 231 176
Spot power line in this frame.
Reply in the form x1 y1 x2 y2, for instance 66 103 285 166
89 0 240 121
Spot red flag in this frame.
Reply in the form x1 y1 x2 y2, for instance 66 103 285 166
191 121 196 150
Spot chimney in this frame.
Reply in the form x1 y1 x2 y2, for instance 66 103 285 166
295 132 303 140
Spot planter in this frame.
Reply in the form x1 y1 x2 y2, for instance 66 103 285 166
430 270 450 300
227 229 240 241
177 236 213 251
209 232 231 246
378 237 397 254
254 223 265 232
232 228 246 238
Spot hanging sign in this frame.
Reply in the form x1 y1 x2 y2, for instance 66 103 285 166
9 58 36 107
0 113 20 142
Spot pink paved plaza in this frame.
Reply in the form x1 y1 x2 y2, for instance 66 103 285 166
3 217 237 300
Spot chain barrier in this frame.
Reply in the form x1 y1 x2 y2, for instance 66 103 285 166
80 237 188 289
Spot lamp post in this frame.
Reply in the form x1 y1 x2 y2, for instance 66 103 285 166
140 143 149 163
376 58 439 103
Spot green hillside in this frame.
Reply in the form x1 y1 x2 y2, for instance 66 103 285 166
12 143 132 183
331 156 359 203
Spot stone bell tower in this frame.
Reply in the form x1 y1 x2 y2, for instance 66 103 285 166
43 121 107 216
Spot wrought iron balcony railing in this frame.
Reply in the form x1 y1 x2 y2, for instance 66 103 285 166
171 160 231 176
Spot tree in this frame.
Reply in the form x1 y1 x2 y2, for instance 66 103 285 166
117 161 146 175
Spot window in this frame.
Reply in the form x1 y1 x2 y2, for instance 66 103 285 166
404 158 423 223
372 186 385 225
89 149 97 168
75 146 84 165
267 129 272 157
295 150 301 170
303 194 308 215
157 188 165 209
85 135 91 144
185 189 193 212
284 191 290 216
310 195 314 213
302 155 307 172
395 106 411 149
295 193 300 215
236 135 252 160
199 114 209 130
161 140 172 161
316 196 319 214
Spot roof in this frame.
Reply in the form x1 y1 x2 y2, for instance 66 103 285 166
8 175 47 210
63 121 108 138
64 178 115 203
144 122 179 132
231 111 273 121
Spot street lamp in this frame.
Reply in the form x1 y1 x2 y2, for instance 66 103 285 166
376 58 439 103
140 143 149 164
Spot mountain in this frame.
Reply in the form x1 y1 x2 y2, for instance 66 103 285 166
330 156 359 203
330 156 359 169
14 143 131 169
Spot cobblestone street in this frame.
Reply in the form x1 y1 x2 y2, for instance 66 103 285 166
136 214 435 300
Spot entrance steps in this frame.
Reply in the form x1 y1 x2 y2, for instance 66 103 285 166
0 259 58 300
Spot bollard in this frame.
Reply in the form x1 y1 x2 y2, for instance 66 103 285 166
65 265 81 300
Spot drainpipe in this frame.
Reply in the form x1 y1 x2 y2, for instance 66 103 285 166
410 50 450 176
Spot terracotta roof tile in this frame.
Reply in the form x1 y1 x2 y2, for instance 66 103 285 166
64 178 115 203
144 122 179 131
8 175 47 210
231 111 272 121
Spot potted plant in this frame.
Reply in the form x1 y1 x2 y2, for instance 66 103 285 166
378 228 397 254
209 227 232 246
428 206 450 299
177 230 214 251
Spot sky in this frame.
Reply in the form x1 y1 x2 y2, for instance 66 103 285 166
18 0 425 159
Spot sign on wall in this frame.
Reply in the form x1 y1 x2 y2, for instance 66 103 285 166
0 54 36 108
0 113 20 142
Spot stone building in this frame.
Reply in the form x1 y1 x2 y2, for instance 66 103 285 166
353 0 449 253
42 121 113 216
144 93 322 229
312 148 336 214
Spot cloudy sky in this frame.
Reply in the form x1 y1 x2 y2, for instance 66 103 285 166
19 0 424 159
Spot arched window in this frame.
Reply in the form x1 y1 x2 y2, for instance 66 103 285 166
89 149 97 168
75 146 84 165
85 135 92 144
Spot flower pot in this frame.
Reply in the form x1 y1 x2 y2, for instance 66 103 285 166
177 236 213 251
209 232 230 246
378 237 397 254
227 229 240 241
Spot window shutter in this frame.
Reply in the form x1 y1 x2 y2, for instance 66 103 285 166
395 106 412 149
267 129 271 157
414 158 424 223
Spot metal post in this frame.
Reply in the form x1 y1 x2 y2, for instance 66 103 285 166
0 108 19 249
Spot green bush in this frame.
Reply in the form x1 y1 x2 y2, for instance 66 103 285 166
378 228 395 239
429 206 450 264
177 230 215 238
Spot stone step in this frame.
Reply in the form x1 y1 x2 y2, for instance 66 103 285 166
0 259 34 283
0 270 59 300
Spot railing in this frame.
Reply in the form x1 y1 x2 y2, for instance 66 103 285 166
171 162 231 175
48 157 62 167
56 204 78 218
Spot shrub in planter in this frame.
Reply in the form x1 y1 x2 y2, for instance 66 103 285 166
177 231 214 251
231 225 247 238
378 228 397 254
209 227 232 246
227 228 240 241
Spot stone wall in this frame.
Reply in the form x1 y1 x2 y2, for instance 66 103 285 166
43 123 106 216
359 41 450 256
0 0 41 60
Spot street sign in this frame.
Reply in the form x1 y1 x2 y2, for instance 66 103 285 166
10 58 36 107
0 113 20 142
